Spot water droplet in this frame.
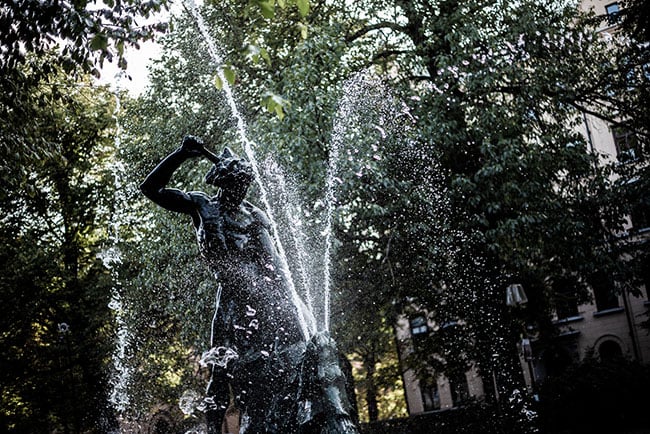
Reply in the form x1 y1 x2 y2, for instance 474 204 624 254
179 390 202 415
200 346 239 368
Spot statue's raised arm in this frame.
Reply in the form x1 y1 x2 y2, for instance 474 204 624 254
139 136 211 216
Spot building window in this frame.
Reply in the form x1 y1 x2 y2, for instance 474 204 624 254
553 277 579 319
449 372 470 407
410 315 429 337
420 381 441 411
598 340 623 361
613 128 642 162
591 272 619 311
542 346 573 377
642 258 650 300
631 197 650 231
605 3 620 24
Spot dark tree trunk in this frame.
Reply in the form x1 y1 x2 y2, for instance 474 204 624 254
363 354 379 422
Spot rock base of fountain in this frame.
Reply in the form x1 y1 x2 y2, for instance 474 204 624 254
297 332 359 434
201 332 359 434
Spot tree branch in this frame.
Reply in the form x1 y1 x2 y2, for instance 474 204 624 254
372 49 411 63
346 21 408 42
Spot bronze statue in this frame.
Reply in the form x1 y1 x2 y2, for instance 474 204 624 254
141 136 358 433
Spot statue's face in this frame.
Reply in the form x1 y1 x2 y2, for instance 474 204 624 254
205 157 254 192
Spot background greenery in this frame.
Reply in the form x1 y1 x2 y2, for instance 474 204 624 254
1 0 648 432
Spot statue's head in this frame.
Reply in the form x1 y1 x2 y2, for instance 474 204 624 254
204 147 254 192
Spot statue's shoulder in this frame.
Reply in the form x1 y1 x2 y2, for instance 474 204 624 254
187 191 211 205
242 200 271 229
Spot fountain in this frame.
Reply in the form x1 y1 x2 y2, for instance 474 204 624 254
128 1 367 430
140 136 359 433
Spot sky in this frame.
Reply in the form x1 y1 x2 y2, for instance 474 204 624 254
93 0 187 96
96 39 162 95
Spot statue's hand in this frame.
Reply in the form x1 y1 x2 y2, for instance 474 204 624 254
180 135 204 157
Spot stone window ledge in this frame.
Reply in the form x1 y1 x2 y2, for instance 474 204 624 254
554 315 584 325
593 307 625 317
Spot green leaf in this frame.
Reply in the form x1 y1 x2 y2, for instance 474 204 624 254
262 94 276 113
275 105 284 120
246 44 260 64
89 33 108 51
223 66 236 85
257 0 275 19
260 48 271 66
116 40 124 57
297 22 308 39
214 74 223 90
261 92 289 120
296 0 309 17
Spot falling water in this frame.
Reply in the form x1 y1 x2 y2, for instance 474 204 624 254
321 125 341 332
262 159 315 315
321 73 379 331
208 282 223 348
185 0 316 339
103 86 133 415
107 288 132 414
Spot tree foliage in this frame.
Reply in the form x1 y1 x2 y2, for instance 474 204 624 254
109 0 650 428
1 0 169 219
0 62 119 432
0 0 167 74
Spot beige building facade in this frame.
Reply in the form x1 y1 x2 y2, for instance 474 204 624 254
396 318 487 413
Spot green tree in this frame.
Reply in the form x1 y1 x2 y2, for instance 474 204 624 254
335 0 647 424
0 60 119 432
0 0 167 73
1 0 168 218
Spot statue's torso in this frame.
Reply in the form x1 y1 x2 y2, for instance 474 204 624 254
192 194 261 261
189 192 302 362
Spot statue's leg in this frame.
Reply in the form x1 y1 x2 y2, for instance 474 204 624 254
205 365 232 434
204 296 240 433
228 349 300 434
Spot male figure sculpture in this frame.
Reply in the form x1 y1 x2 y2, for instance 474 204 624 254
141 137 358 434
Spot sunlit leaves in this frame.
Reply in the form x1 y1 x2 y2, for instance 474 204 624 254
213 65 236 90
0 0 169 74
296 0 310 17
223 66 236 85
257 0 276 18
297 22 309 39
253 0 310 19
245 44 271 65
261 91 291 120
